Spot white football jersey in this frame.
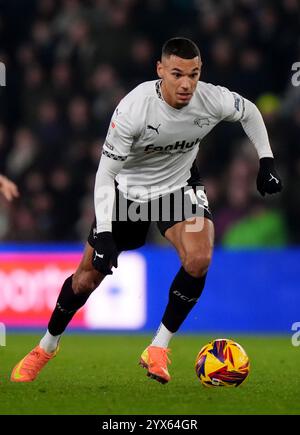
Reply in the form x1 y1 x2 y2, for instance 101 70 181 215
102 80 245 202
95 79 273 231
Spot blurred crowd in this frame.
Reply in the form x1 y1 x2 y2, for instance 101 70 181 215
0 0 300 246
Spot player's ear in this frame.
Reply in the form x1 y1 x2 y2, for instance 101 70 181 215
157 60 164 79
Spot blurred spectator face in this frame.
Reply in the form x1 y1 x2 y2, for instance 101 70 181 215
52 62 72 87
24 65 43 88
240 49 262 71
16 44 36 67
32 193 53 214
109 6 128 28
231 16 250 40
32 20 52 46
62 0 81 12
68 97 89 126
69 20 89 44
283 0 299 12
226 182 251 208
24 171 46 194
49 167 71 192
38 100 59 124
10 204 41 241
259 7 278 34
131 38 154 65
211 39 233 68
91 64 118 91
225 157 253 208
15 129 36 151
200 13 220 35
37 0 56 18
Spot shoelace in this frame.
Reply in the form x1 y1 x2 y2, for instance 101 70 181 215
21 350 51 375
152 348 171 368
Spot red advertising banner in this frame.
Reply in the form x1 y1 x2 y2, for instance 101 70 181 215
0 250 146 330
0 253 83 327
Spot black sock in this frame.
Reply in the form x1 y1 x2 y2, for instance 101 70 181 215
48 275 90 335
162 267 207 333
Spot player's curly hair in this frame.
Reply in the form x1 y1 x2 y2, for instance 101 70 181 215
162 37 201 60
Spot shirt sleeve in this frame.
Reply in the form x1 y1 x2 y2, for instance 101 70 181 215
218 86 274 158
217 86 246 122
102 105 135 160
94 154 125 233
240 98 274 158
95 104 136 233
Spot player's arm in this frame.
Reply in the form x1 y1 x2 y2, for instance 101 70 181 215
93 152 126 275
0 174 19 201
240 98 282 196
220 88 282 196
92 106 134 275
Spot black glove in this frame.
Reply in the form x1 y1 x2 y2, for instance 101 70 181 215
256 157 282 197
92 232 118 275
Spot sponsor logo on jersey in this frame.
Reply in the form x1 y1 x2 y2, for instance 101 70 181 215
144 137 200 154
104 140 114 151
194 117 211 128
147 123 161 134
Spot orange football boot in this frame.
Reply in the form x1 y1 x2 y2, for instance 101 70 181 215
139 345 171 384
10 345 58 382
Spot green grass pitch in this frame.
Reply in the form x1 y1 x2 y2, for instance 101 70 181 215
1 334 300 415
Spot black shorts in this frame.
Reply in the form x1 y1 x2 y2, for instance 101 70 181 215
88 184 213 252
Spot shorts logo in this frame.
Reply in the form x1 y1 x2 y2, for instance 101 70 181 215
194 117 210 128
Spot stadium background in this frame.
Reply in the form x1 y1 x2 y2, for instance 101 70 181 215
0 0 300 416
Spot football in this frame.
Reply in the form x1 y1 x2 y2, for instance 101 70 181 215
195 338 250 387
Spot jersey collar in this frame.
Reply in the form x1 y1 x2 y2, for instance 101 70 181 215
155 79 191 113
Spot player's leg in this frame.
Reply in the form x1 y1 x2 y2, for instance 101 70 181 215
11 194 151 383
41 242 106 351
10 242 106 382
140 210 214 384
159 216 214 336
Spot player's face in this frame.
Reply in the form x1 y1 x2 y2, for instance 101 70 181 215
157 55 201 109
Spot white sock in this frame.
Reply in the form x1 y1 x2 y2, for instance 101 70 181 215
39 330 61 353
151 323 174 348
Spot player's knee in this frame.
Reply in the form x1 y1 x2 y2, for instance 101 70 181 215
183 251 212 278
72 273 102 295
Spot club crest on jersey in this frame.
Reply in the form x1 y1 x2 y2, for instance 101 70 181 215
194 117 210 128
